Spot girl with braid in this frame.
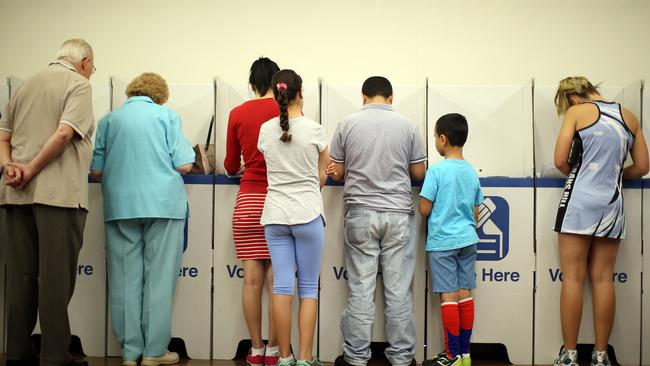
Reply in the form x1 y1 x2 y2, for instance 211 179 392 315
257 69 329 366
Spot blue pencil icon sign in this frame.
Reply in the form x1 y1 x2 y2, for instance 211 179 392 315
476 197 509 261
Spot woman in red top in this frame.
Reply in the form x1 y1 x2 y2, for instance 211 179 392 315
225 57 280 366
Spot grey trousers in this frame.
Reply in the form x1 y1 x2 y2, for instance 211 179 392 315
2 204 86 366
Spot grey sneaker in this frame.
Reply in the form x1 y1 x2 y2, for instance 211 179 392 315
553 348 578 366
591 350 610 366
296 357 322 366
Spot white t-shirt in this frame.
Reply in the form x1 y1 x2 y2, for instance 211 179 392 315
258 116 327 226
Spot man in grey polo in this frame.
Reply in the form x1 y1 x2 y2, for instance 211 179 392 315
0 39 96 366
327 76 426 366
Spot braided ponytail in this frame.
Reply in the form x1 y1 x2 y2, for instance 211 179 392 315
271 69 303 143
277 87 292 142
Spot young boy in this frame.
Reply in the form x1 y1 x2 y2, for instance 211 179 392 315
419 113 483 366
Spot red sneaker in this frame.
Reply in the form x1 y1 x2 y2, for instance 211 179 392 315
264 354 280 366
247 352 265 366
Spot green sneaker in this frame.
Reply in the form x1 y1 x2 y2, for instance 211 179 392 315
460 354 471 366
296 357 322 366
278 357 297 366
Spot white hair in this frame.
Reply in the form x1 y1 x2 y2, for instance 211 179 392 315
56 38 93 64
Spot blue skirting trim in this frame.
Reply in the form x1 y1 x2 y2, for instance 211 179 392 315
183 174 215 185
480 177 534 188
88 174 215 185
88 175 644 189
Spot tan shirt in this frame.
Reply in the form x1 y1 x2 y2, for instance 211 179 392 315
0 60 95 209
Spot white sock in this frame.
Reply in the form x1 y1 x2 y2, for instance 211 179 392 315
266 345 280 356
251 346 265 356
280 355 295 363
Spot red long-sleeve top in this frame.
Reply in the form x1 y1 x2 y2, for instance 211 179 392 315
224 98 279 193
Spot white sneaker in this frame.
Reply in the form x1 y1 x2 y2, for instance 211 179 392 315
554 348 578 366
142 351 180 366
591 350 610 366
123 361 138 366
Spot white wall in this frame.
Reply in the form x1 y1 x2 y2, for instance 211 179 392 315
2 1 650 361
0 0 649 86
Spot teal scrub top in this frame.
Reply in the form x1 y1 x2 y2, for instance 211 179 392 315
91 96 195 222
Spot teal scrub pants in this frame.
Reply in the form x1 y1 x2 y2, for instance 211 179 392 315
105 218 184 361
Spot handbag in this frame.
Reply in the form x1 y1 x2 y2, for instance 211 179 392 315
191 115 216 174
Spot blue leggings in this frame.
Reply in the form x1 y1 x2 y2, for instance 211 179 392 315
265 216 324 299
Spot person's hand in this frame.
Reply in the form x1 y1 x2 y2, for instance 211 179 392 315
4 163 23 187
326 161 338 177
7 162 35 189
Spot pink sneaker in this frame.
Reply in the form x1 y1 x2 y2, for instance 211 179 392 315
247 352 265 366
264 354 280 366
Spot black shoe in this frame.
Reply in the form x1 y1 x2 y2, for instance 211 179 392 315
5 359 39 366
423 352 460 366
334 356 353 366
62 361 88 366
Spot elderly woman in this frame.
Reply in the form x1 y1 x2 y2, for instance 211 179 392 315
90 73 194 366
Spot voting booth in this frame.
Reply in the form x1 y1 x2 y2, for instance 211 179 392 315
425 84 534 364
0 77 9 354
533 83 643 366
212 78 320 359
641 81 650 365
318 82 427 362
106 79 215 359
427 84 534 177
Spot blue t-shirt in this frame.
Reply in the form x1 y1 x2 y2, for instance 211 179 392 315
90 96 195 221
420 159 484 251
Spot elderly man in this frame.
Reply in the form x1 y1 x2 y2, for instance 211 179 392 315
0 38 96 366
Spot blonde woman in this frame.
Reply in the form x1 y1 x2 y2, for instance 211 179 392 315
552 77 648 366
91 73 195 366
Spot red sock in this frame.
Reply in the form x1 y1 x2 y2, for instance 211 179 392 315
458 297 474 354
441 302 460 357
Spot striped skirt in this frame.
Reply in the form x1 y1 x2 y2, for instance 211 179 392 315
232 192 270 260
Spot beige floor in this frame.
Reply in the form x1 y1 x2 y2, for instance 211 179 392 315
1 356 516 366
82 358 512 366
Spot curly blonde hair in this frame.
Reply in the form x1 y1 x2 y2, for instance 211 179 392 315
126 72 169 105
554 76 600 116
